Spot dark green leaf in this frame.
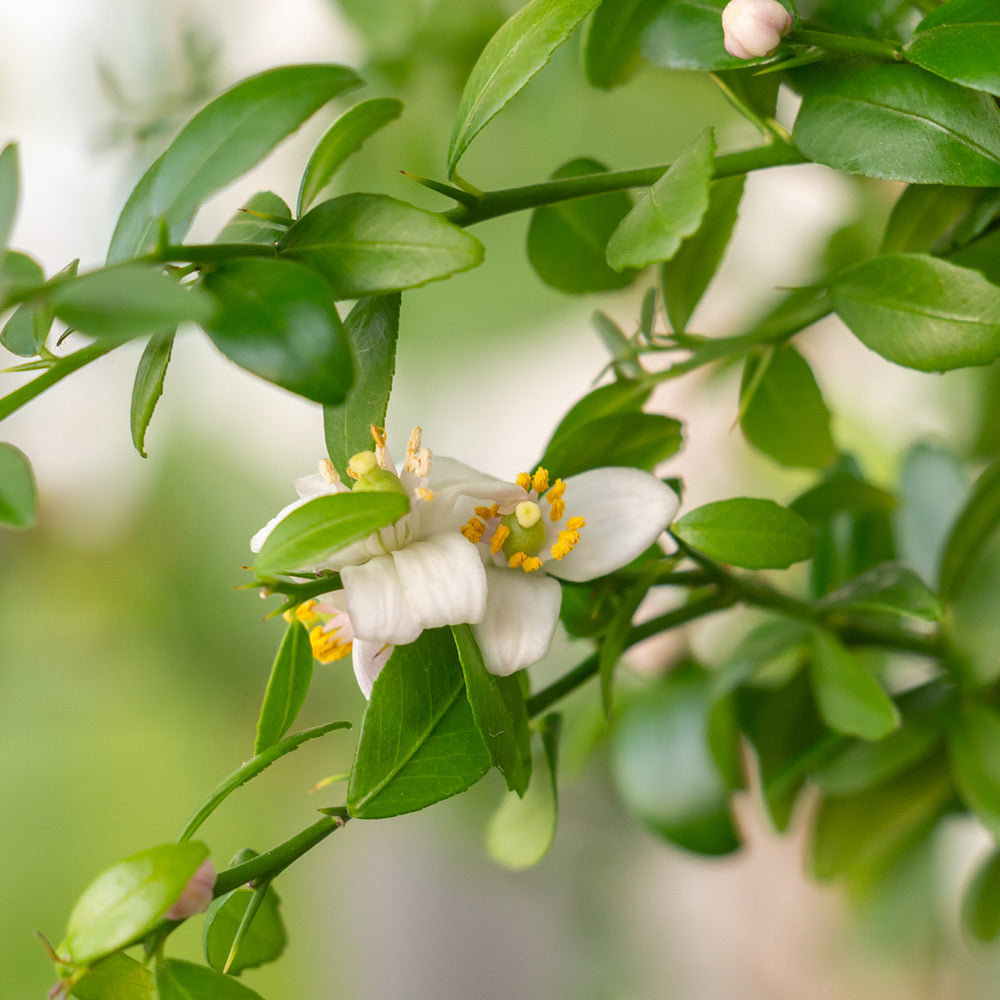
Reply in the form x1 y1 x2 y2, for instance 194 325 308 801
204 882 286 975
0 143 18 250
254 621 314 754
130 330 174 459
660 175 744 332
527 158 637 293
907 0 1000 97
584 0 666 88
962 850 1000 942
253 491 409 577
297 98 404 215
792 62 1000 185
599 570 657 715
541 379 650 460
673 497 814 569
606 128 715 271
739 344 836 469
452 624 531 795
831 253 1000 372
882 185 987 255
70 953 153 1000
949 702 1000 839
950 226 1000 286
818 563 943 622
712 68 781 121
0 443 37 529
347 628 491 818
279 193 483 299
201 258 352 404
214 192 291 245
447 0 601 175
323 294 400 480
939 455 1000 602
791 475 898 523
155 959 266 1000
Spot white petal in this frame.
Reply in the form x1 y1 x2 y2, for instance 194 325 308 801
392 532 487 628
250 476 345 554
545 467 678 583
474 566 562 676
352 638 393 699
250 496 312 553
342 555 423 645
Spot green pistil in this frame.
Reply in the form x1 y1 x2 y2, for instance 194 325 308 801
352 468 407 497
500 512 545 558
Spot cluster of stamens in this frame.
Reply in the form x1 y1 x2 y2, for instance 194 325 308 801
286 599 352 663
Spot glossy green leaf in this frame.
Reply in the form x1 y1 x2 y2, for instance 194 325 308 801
809 629 900 741
214 191 291 245
527 158 637 293
155 959 266 1000
739 344 836 469
70 953 153 1000
323 294 400 480
660 175 744 333
949 702 1000 840
791 475 898 524
201 257 351 404
48 265 213 343
584 0 666 88
253 491 408 577
1 257 76 357
486 714 561 870
907 0 1000 97
939 456 1000 602
130 330 174 459
831 253 1000 372
951 226 1000 287
452 624 531 795
447 0 600 175
0 443 37 530
962 850 1000 942
279 193 483 299
61 842 209 966
540 379 650 461
882 185 987 255
606 128 715 272
818 563 943 622
792 62 1000 185
0 143 18 251
673 497 814 570
347 628 491 818
204 878 286 975
108 65 361 261
254 621 314 754
0 249 43 307
297 98 404 215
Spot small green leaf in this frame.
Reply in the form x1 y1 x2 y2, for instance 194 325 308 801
130 330 174 459
791 475 898 523
808 629 900 741
214 192 292 245
939 456 1000 602
297 98 404 215
831 253 1000 372
155 959 266 1000
204 876 286 975
201 258 352 405
255 621 315 754
1 258 77 357
61 842 209 966
527 158 637 293
962 850 1000 942
541 379 650 458
323 294 400 480
447 0 600 175
599 570 657 715
253 491 409 577
279 193 483 299
347 628 492 818
584 0 666 87
907 0 1000 97
673 497 815 570
606 128 715 272
0 143 18 250
0 250 43 307
882 184 987 255
949 702 1000 840
818 563 943 622
70 953 154 1000
0 443 37 529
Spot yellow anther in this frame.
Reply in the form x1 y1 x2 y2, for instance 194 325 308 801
407 426 422 457
319 458 341 484
551 526 582 560
521 556 544 573
516 471 532 491
566 516 586 530
416 447 432 477
515 501 541 529
475 504 499 520
348 450 379 478
531 467 550 493
490 524 511 555
549 498 566 521
294 599 320 624
309 624 352 663
461 517 486 543
508 551 526 569
370 425 387 449
416 487 435 502
547 478 566 500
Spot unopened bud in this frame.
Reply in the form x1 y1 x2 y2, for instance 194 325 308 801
721 0 793 59
164 858 216 921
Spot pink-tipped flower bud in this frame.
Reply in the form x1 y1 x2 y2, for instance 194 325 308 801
721 0 793 59
164 858 217 921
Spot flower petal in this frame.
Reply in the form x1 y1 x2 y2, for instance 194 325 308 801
352 638 393 699
474 566 563 676
342 555 423 645
392 531 487 628
250 475 344 554
545 467 678 582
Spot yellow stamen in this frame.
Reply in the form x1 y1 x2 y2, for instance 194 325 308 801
416 447 431 477
461 517 486 543
546 478 567 521
521 556 543 573
407 426 422 458
319 458 341 484
370 425 387 449
475 504 499 520
566 516 586 530
532 467 550 493
547 478 566 500
416 487 435 502
490 524 510 554
294 600 320 624
309 624 352 663
508 551 526 569
516 471 532 491
549 498 566 521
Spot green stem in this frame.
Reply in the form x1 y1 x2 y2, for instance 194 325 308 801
787 28 903 60
148 243 279 265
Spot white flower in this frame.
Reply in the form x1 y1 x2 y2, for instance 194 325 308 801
721 0 793 59
458 464 679 676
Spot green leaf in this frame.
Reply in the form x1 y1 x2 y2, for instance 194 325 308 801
452 624 531 795
297 98 404 215
108 64 361 261
447 0 600 175
253 491 409 577
950 226 1000 287
962 850 1000 942
48 265 214 344
347 628 492 818
584 0 666 88
204 878 286 975
939 456 1000 602
949 702 1000 840
606 128 715 272
831 253 1000 372
714 618 811 695
541 379 650 459
70 953 154 1000
791 475 898 524
278 193 483 299
882 184 988 255
486 714 561 870
527 158 637 293
818 563 943 622
0 143 18 251
130 330 175 459
201 258 352 405
739 344 836 469
673 497 814 570
155 959 266 1000
808 629 900 741
323 294 400 480
0 443 37 529
254 621 315 754
1 258 76 357
214 191 292 245
792 62 1000 185
599 570 657 715
0 249 43 307
907 0 1000 97
61 842 209 966
660 175 744 333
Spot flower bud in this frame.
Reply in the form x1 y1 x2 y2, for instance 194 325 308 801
163 858 216 921
721 0 793 59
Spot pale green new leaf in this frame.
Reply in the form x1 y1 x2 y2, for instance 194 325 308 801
255 620 314 754
0 443 37 529
0 143 18 251
130 330 175 459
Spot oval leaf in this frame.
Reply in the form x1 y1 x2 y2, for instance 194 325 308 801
0 443 37 529
0 142 18 251
71 953 154 1000
254 620 315 754
1 258 76 357
203 883 286 975
0 249 43 308
907 0 1000 97
214 191 292 246
939 455 1000 602
584 0 667 88
948 701 1000 840
962 850 1000 942
155 959 265 1000
130 330 174 459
